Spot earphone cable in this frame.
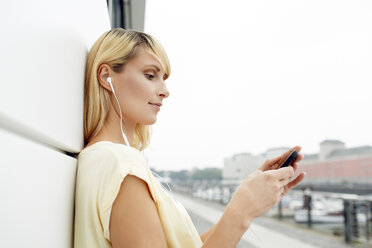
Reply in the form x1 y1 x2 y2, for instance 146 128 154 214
110 79 130 146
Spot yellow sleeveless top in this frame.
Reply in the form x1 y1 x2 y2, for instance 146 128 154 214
74 141 203 248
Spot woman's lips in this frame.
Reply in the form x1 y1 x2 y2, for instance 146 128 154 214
149 102 162 110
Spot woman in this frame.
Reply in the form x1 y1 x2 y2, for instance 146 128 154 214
74 28 306 248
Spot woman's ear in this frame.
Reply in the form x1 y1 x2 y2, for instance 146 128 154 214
97 64 113 92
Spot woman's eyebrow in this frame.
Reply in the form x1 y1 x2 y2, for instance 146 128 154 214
144 64 161 72
144 64 167 79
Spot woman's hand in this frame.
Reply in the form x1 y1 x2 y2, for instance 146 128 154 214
227 166 296 227
204 147 307 246
258 146 304 171
258 145 306 196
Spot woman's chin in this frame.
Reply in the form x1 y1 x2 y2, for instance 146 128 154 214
141 117 157 125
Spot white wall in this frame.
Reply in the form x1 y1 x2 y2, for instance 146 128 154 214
0 128 77 247
0 0 110 247
0 0 110 152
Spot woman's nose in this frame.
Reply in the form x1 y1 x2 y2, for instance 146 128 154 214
159 84 170 98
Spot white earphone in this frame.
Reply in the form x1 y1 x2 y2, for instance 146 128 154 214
107 77 130 147
107 77 114 92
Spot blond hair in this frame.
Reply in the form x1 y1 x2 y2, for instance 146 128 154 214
84 28 171 150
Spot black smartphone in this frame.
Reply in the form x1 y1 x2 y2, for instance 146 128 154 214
280 150 298 168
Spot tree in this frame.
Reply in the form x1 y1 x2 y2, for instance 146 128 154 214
169 170 189 181
191 167 222 181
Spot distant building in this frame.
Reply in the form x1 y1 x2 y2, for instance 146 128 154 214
223 140 372 187
299 140 372 186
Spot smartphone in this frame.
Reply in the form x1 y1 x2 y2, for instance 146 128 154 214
280 150 298 168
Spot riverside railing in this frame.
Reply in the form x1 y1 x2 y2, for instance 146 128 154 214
170 181 372 245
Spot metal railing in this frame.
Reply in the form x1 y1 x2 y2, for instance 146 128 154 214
169 181 372 245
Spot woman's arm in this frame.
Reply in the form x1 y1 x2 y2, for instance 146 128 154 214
200 225 216 243
110 150 304 247
110 175 248 248
201 206 251 247
110 175 168 248
201 164 304 248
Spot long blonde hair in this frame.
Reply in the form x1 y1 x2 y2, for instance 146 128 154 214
84 28 171 150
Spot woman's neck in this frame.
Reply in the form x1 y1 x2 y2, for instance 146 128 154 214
87 105 135 147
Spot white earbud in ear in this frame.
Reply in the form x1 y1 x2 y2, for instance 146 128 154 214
107 77 115 93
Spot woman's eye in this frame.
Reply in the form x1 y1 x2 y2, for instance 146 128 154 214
145 74 155 80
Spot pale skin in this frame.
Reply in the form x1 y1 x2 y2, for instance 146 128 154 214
86 45 306 247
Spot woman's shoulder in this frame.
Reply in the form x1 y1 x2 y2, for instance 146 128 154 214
78 141 148 168
80 141 139 156
76 141 153 197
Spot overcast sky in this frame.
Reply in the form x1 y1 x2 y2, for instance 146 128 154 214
143 0 372 171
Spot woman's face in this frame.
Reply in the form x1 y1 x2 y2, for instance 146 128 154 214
111 46 170 126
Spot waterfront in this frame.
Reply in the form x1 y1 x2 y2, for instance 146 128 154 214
174 192 372 248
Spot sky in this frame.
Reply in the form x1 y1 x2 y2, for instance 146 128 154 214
142 0 372 171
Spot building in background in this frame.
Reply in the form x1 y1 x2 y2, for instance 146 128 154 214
299 140 372 190
223 140 372 193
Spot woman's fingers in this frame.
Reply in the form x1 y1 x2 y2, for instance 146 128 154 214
277 172 307 199
292 162 298 172
275 146 303 169
286 172 306 190
273 166 295 180
279 177 291 187
280 186 288 197
278 167 306 186
259 156 281 171
259 145 303 171
290 145 302 153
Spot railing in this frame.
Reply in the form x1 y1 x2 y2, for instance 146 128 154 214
289 190 372 244
169 181 372 245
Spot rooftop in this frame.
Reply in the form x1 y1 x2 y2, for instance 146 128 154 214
320 139 345 145
329 145 372 158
